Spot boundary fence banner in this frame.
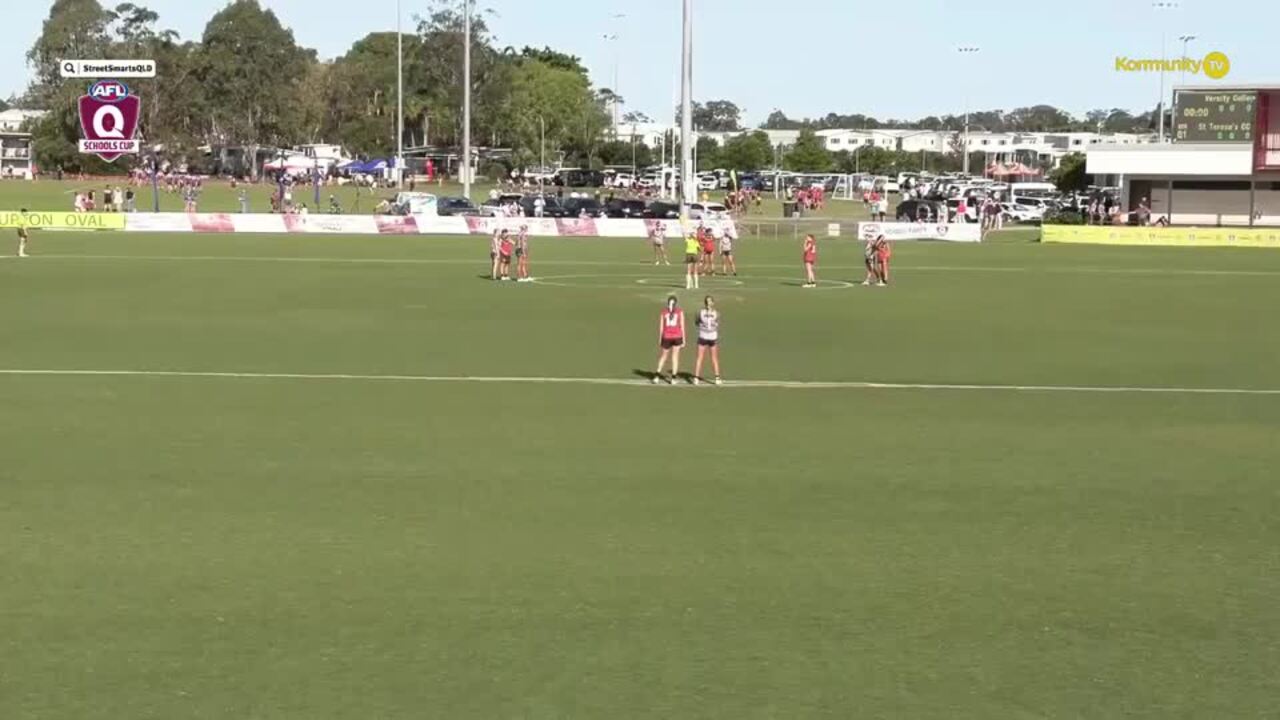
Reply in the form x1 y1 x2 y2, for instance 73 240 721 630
855 221 982 243
101 213 743 238
1043 224 1280 248
0 211 125 230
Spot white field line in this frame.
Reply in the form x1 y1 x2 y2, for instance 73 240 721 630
6 253 1280 277
1 368 1278 396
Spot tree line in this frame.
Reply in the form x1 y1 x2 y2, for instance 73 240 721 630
23 0 1159 177
24 0 613 175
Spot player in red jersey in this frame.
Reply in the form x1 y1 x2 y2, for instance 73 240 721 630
653 295 686 384
497 230 514 280
515 224 531 282
875 235 892 287
701 225 721 275
802 233 818 288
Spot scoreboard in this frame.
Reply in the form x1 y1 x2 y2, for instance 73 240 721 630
1173 90 1257 143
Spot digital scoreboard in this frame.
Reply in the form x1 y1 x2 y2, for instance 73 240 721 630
1173 90 1258 143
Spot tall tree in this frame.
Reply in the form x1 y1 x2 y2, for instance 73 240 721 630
678 100 742 131
194 0 316 151
718 130 773 170
26 0 115 108
783 128 831 172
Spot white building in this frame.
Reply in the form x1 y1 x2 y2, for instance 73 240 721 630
0 109 45 132
1086 84 1280 226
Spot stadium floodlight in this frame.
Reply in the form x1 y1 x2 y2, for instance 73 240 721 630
1153 1 1179 142
680 0 693 207
957 47 981 175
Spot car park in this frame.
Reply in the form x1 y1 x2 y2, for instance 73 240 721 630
643 201 681 219
520 194 568 218
605 198 647 218
436 196 480 216
562 197 606 218
687 202 729 220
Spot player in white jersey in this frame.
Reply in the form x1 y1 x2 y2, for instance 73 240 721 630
693 295 723 386
489 228 503 280
515 224 531 282
716 225 737 276
650 222 670 265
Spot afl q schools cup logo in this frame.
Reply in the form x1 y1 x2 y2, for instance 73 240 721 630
77 79 141 162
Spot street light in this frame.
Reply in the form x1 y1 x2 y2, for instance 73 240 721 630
1178 34 1197 85
1153 1 1179 142
957 46 980 174
606 13 625 135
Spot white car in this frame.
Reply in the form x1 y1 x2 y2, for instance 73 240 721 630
1000 202 1044 223
612 172 635 189
637 175 659 190
687 202 728 220
696 174 719 191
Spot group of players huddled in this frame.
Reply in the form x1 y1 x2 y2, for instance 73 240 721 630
488 225 532 282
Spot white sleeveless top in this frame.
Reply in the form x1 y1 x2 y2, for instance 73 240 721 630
698 309 720 341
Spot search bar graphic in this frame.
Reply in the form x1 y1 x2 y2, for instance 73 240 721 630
60 59 157 78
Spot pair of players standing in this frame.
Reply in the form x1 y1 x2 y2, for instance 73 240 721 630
654 294 721 385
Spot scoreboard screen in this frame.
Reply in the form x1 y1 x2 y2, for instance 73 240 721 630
1173 91 1257 143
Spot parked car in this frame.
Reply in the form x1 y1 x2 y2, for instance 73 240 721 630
612 172 636 189
643 201 681 219
605 198 647 218
696 173 719 191
478 193 525 216
562 197 605 218
555 169 606 188
895 199 947 223
519 194 568 218
687 202 729 220
1000 202 1044 224
436 196 479 216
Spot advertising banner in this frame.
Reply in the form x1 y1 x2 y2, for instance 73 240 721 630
1043 225 1280 248
856 222 982 242
0 211 125 230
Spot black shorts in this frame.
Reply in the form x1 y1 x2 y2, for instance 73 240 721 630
721 250 732 257
499 253 512 262
490 252 496 260
515 248 524 257
685 254 698 264
660 337 684 350
698 338 717 347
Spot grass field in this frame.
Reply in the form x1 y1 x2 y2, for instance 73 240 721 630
2 231 1278 718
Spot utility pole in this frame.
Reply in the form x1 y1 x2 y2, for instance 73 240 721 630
396 0 404 188
462 0 472 199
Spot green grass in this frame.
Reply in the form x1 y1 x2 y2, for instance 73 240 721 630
2 232 1277 718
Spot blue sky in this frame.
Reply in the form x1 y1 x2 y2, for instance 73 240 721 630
3 0 1272 125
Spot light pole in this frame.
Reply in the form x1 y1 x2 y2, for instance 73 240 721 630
396 0 403 188
538 115 545 195
462 0 472 199
679 0 694 207
957 46 980 175
1175 33 1196 127
1153 1 1179 143
607 13 625 135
